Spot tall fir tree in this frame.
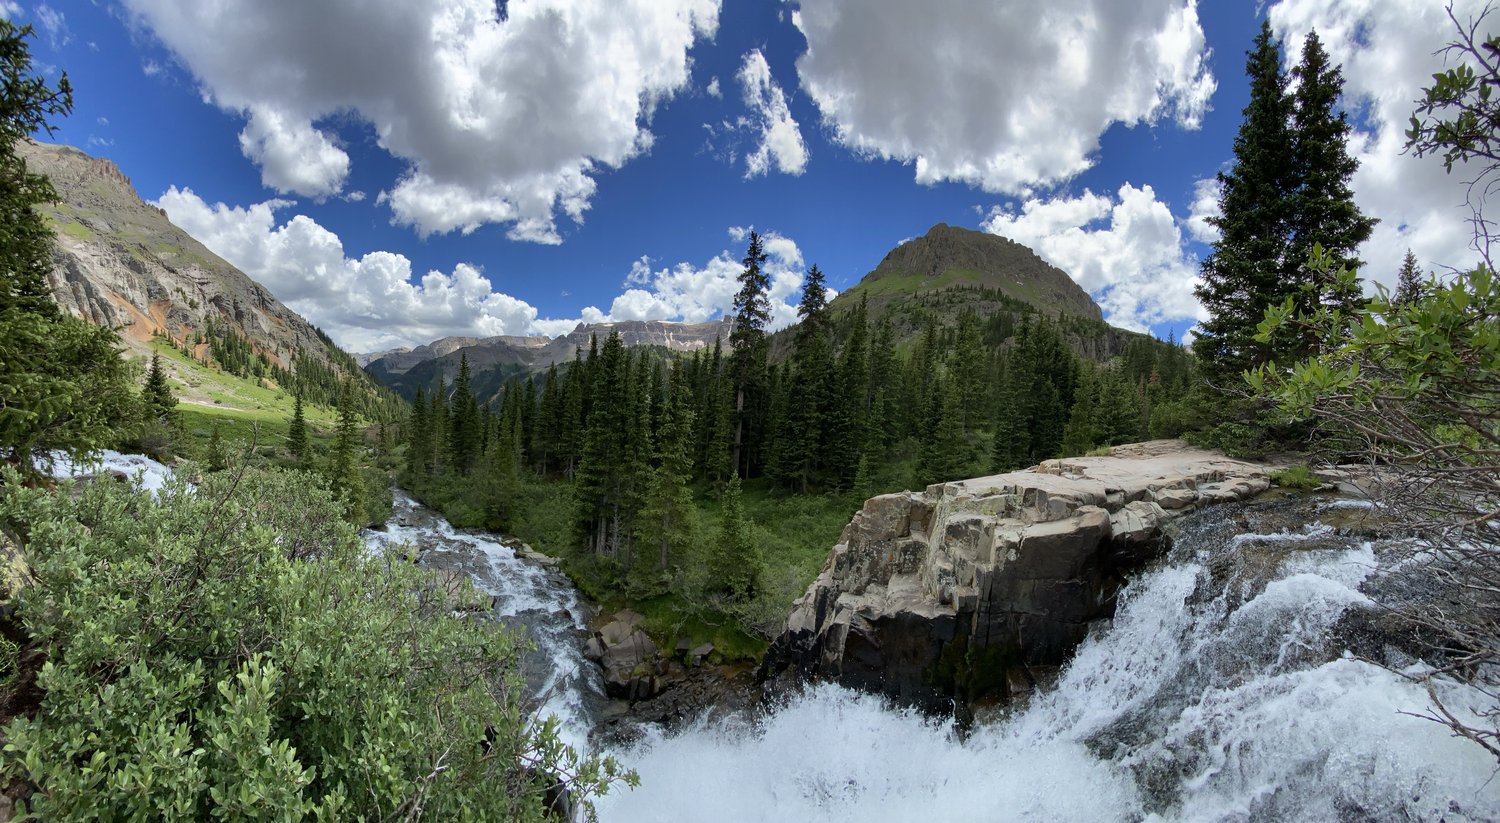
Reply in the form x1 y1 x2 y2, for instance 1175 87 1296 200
1196 24 1374 378
1287 30 1376 341
327 381 366 526
728 232 770 478
1393 249 1423 307
710 475 762 600
446 352 479 475
635 364 697 574
286 393 308 459
1194 21 1298 380
141 351 177 424
0 21 135 476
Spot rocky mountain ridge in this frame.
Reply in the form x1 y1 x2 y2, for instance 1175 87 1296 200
363 318 732 401
21 140 355 376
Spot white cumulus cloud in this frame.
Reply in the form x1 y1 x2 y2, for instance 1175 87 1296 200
156 188 543 351
124 0 720 240
982 184 1205 331
792 0 1215 194
533 229 810 333
737 49 808 178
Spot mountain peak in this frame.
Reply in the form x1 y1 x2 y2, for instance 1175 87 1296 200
845 223 1102 322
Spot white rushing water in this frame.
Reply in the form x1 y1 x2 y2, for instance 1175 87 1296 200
46 449 174 493
55 457 1494 820
365 491 603 748
597 505 1500 823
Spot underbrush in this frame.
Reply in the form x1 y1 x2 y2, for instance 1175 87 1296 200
0 463 629 818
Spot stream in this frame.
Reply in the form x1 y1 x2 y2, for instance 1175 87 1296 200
60 454 1500 821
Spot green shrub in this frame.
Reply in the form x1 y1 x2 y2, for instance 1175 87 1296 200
1269 464 1321 491
0 465 631 819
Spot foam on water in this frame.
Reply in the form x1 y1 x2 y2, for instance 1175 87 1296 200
365 492 602 746
597 508 1500 823
46 449 174 493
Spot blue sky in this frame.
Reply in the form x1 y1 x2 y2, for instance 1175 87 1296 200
11 0 1481 352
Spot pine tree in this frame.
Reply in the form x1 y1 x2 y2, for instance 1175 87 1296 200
1394 249 1424 307
918 378 968 487
446 353 479 475
636 365 697 573
141 351 177 424
1196 25 1374 377
728 231 770 478
574 331 646 558
1060 365 1099 456
328 381 366 526
830 294 870 489
783 264 834 492
198 423 223 473
1194 21 1298 380
287 393 309 459
1287 29 1376 340
0 21 135 476
711 475 762 600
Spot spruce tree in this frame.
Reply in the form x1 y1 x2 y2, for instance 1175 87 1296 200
1287 30 1376 337
784 264 833 492
1393 249 1423 307
636 366 697 573
574 331 643 558
142 351 177 424
711 475 762 600
830 294 870 488
1194 21 1298 380
728 232 770 478
0 21 135 476
286 393 308 459
327 381 366 526
406 387 431 477
1196 25 1374 377
446 353 479 475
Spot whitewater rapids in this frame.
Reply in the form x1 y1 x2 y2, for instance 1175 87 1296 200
597 502 1500 822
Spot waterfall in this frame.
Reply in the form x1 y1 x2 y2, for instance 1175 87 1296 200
54 456 1498 820
597 499 1500 822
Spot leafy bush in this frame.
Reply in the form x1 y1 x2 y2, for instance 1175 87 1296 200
0 464 631 819
1269 464 1321 491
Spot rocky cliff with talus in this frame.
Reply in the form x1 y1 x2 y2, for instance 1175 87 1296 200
20 140 346 369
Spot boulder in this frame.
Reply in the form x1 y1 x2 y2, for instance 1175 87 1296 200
589 612 663 701
760 440 1272 712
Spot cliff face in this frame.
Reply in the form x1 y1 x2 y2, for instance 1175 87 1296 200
20 141 344 369
759 441 1272 711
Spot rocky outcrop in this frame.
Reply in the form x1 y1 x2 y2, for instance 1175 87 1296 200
759 440 1272 711
585 610 665 701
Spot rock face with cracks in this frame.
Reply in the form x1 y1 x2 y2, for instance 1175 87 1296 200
759 441 1272 711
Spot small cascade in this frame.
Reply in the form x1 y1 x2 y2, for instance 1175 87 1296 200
365 491 606 747
597 498 1500 822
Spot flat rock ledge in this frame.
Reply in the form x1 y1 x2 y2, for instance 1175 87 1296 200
758 440 1272 712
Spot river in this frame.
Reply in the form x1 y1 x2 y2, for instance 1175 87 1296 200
374 489 1500 822
59 454 1500 821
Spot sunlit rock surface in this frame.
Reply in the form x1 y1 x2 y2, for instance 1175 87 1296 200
761 440 1272 709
